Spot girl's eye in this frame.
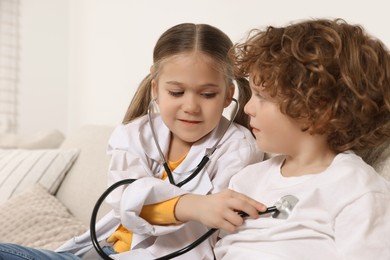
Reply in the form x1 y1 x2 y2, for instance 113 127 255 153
201 92 217 98
168 91 184 97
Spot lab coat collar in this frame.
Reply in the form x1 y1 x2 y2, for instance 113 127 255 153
139 115 170 164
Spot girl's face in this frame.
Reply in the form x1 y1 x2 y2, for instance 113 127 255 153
152 52 234 148
244 78 305 155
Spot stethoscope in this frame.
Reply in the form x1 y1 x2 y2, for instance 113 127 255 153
90 98 299 259
91 190 299 259
147 98 239 187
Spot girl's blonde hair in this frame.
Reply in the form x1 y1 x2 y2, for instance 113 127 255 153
122 23 251 129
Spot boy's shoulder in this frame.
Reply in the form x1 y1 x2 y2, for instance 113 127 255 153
332 151 377 175
327 151 390 191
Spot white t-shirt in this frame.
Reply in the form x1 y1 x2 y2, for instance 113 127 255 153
215 151 390 260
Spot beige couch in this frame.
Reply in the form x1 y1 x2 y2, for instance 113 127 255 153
0 124 389 251
0 125 114 250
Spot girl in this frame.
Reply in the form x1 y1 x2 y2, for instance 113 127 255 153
0 23 263 259
175 18 390 259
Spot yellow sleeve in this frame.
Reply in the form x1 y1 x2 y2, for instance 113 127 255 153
106 224 133 253
139 196 181 225
106 196 182 253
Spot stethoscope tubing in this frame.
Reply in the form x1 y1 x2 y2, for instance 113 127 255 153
90 178 278 260
90 178 215 260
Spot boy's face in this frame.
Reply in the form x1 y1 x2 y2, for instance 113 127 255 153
244 77 305 155
152 52 234 149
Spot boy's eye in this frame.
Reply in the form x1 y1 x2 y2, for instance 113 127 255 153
256 93 264 99
168 91 184 97
254 92 266 100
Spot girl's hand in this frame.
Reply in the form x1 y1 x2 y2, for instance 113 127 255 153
175 189 266 233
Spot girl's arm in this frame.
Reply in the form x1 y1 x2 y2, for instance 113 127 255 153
140 197 181 225
175 189 266 233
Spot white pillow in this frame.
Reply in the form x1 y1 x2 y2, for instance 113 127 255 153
0 184 87 250
0 148 79 203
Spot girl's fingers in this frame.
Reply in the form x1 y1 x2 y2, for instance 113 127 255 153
227 190 267 216
219 220 238 233
223 208 245 227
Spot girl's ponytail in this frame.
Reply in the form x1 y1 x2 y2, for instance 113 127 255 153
122 74 153 124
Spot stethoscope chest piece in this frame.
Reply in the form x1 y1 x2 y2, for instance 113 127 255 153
272 195 299 219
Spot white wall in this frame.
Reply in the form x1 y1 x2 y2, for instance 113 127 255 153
18 0 390 134
19 0 69 134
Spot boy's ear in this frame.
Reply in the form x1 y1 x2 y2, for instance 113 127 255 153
224 84 235 108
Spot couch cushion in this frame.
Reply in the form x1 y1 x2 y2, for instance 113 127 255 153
56 125 114 226
0 148 79 204
0 129 65 149
0 184 87 250
359 141 390 181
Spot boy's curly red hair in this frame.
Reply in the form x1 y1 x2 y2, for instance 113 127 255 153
233 18 390 153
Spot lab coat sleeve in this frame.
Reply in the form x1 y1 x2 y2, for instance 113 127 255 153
334 191 390 259
106 123 189 238
106 124 154 218
120 177 188 236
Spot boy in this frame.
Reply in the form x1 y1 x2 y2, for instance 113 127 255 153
175 18 390 259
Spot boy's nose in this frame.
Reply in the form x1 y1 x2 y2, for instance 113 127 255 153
244 97 254 116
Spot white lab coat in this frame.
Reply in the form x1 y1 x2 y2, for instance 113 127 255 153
56 115 263 259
